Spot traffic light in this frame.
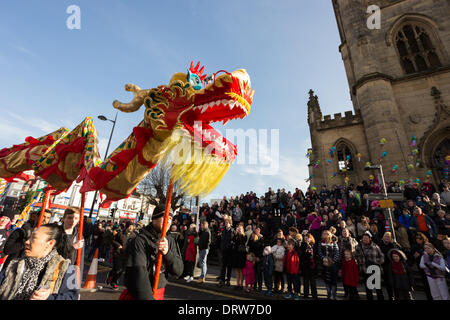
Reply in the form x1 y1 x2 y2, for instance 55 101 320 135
110 207 117 217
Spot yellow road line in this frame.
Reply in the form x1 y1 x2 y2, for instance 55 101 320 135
168 282 253 300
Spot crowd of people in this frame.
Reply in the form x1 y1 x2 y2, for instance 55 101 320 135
167 179 450 300
0 177 448 300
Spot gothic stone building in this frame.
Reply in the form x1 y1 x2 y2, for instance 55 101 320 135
307 0 450 187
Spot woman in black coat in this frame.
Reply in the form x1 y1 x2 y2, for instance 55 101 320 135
232 226 247 290
386 249 415 300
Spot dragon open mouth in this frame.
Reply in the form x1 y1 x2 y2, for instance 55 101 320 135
181 69 253 163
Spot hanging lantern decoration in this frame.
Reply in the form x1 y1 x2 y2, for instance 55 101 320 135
369 174 374 180
365 161 371 168
411 136 417 147
356 153 362 162
446 155 450 166
414 178 421 185
426 170 432 177
311 186 317 191
380 151 388 159
391 165 399 173
407 164 414 171
314 160 321 169
412 148 419 156
346 155 351 161
326 159 332 165
380 138 386 146
329 146 336 156
345 177 350 184
306 149 313 158
330 172 337 179
399 180 405 186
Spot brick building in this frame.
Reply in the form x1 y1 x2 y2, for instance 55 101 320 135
308 0 450 187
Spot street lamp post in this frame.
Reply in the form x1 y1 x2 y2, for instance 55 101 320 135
88 111 118 218
365 164 397 243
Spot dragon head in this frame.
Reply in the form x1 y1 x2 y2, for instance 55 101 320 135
113 62 254 196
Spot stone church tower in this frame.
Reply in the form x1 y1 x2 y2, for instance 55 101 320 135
308 0 450 187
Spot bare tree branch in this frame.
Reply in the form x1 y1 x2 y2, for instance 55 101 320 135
137 161 188 212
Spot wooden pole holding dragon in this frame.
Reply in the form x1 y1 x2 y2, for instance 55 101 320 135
152 177 174 299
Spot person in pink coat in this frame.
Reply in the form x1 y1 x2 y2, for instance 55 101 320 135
243 252 256 292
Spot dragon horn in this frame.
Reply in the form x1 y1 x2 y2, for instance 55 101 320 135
195 61 200 72
199 66 204 75
112 83 145 113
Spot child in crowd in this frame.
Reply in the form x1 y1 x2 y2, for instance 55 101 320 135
386 249 414 300
284 239 300 300
340 249 360 300
243 252 256 293
271 238 285 293
322 257 338 300
262 244 274 296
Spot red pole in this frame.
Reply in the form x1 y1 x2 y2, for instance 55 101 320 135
37 189 52 228
76 192 85 287
152 178 174 299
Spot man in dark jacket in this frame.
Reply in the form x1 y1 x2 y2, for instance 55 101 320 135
122 204 183 300
197 220 211 283
107 222 136 289
218 217 235 286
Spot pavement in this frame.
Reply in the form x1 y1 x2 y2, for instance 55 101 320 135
80 258 427 300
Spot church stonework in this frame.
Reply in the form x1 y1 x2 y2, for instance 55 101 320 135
308 0 450 187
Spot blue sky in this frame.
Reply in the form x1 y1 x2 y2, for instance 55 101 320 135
0 0 352 203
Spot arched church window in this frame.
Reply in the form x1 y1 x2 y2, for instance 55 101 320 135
337 145 353 172
394 22 442 74
433 138 450 181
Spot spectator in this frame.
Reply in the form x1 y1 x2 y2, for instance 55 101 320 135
345 217 356 238
338 228 358 258
283 239 300 300
399 209 412 230
322 256 338 300
419 242 449 300
218 218 235 286
393 220 411 254
3 210 52 270
271 238 285 294
232 225 247 290
299 233 318 300
410 207 437 242
61 207 85 276
379 232 401 300
262 243 274 296
354 231 385 300
243 252 255 293
439 184 450 205
386 249 414 300
0 223 78 300
197 220 211 284
0 210 15 267
340 249 360 300
357 216 370 239
181 224 198 283
107 222 136 290
318 230 340 265
248 230 264 292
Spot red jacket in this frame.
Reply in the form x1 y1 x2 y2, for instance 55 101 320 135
284 249 300 274
341 258 359 287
